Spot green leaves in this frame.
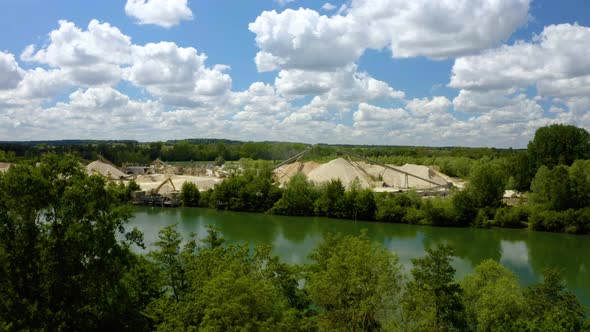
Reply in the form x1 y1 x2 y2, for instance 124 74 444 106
522 270 588 331
402 244 467 331
461 260 526 331
528 124 590 169
213 166 282 212
147 224 308 331
180 181 200 207
0 153 147 331
305 232 403 331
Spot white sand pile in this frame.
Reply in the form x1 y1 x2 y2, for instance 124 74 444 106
364 163 448 189
399 164 447 188
86 161 127 179
307 158 373 189
274 162 303 183
136 174 167 183
137 175 222 193
301 161 320 175
273 161 320 185
0 162 11 172
172 176 221 191
274 158 451 191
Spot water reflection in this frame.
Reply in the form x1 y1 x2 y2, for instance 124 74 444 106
129 206 590 306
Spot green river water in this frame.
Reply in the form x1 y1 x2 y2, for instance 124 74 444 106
129 206 590 307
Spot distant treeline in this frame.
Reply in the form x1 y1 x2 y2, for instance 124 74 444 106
0 137 521 169
0 139 306 165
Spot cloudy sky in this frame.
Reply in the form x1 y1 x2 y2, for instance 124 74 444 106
0 0 589 147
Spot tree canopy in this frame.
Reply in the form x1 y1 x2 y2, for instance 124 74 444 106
0 154 148 331
528 124 590 168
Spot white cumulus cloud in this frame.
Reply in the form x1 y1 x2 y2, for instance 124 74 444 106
126 42 232 106
322 3 336 11
21 20 131 86
0 52 24 90
18 20 231 107
275 65 404 104
125 0 193 28
249 8 364 72
450 24 590 94
249 0 531 72
350 0 531 59
407 96 451 118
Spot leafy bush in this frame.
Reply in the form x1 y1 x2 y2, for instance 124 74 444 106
529 207 590 234
180 181 200 207
271 174 317 216
493 206 528 228
375 193 421 223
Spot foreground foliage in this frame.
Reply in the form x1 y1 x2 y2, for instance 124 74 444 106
142 227 589 332
1 157 587 331
0 154 148 331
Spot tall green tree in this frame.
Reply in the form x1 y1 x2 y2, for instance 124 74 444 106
528 124 590 169
0 154 145 331
530 165 573 211
467 163 506 208
180 181 200 207
305 232 403 331
401 244 466 331
348 187 377 221
522 270 588 331
314 179 346 218
452 163 506 226
147 225 309 331
567 160 590 209
213 166 282 212
461 260 526 331
272 173 317 216
149 224 188 303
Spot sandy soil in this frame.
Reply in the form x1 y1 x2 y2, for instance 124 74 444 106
276 158 452 191
86 161 127 179
136 175 222 194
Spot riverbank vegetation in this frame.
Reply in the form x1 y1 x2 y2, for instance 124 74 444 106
170 124 589 235
1 157 588 330
2 124 590 236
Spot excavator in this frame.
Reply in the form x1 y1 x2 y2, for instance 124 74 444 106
148 177 177 195
132 177 180 207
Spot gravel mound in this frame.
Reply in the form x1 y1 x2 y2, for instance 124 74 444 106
274 161 321 185
0 162 11 172
86 161 127 179
137 175 222 193
307 158 373 189
274 158 451 190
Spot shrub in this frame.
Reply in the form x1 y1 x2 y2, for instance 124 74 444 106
493 206 528 229
180 181 200 207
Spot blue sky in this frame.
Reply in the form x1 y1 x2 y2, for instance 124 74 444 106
0 0 589 147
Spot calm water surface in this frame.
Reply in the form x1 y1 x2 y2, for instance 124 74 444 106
129 207 590 306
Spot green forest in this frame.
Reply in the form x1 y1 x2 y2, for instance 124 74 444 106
1 155 588 330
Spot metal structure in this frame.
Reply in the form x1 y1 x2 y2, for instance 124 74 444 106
148 177 177 195
335 150 450 189
273 147 311 183
132 176 180 207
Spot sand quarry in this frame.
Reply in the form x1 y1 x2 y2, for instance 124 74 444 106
84 157 461 195
134 174 222 194
85 160 222 194
274 158 460 192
